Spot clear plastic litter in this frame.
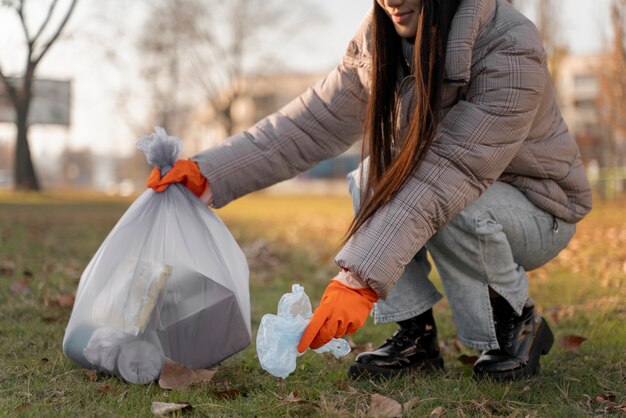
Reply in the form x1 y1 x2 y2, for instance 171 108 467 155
63 127 251 384
256 284 351 378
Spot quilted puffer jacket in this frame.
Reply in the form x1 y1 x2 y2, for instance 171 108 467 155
193 0 592 298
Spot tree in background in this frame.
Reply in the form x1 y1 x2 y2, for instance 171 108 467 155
0 0 79 191
136 0 321 147
597 0 626 169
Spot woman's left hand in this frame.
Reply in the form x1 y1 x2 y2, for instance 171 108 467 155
297 280 378 352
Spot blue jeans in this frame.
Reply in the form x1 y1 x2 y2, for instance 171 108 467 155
347 160 575 350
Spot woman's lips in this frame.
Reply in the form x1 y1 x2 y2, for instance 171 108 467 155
391 11 413 24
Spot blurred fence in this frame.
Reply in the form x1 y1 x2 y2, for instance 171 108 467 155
588 167 626 199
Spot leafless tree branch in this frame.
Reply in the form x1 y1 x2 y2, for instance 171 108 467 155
31 0 60 46
33 0 78 66
15 0 31 45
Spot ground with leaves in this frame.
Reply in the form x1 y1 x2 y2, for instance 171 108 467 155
0 191 624 417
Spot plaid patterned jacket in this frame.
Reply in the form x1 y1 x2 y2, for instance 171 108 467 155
193 0 592 298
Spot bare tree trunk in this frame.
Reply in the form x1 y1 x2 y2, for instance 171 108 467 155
14 99 40 190
0 0 79 191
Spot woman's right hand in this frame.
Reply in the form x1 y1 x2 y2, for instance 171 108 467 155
147 159 213 205
297 280 378 352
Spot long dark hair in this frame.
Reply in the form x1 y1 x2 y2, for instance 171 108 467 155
345 0 461 242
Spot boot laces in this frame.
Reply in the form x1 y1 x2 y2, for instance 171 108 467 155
387 324 430 348
494 313 516 349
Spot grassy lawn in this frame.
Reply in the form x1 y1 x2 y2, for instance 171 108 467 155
0 191 624 417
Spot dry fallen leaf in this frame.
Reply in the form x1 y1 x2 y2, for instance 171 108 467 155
596 393 617 403
430 405 445 417
158 360 218 389
54 294 75 309
41 314 62 323
369 394 402 418
559 335 587 352
84 369 98 382
98 384 114 396
547 306 575 324
210 389 241 400
334 379 349 391
457 354 479 366
150 402 192 416
10 279 30 295
14 402 30 413
283 390 311 405
0 259 15 276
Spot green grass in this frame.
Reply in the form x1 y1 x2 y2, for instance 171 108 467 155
0 191 624 417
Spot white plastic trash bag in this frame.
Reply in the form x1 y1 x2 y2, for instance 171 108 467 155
63 127 251 384
256 284 351 379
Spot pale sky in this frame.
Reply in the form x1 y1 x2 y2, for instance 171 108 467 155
0 0 614 164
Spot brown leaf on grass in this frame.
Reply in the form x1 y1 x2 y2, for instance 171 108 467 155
210 389 241 400
45 293 75 309
158 360 218 389
547 306 575 324
84 369 98 382
14 402 30 413
9 279 30 295
595 393 617 404
332 380 360 394
41 314 62 323
559 335 587 352
430 405 445 417
55 294 75 308
334 379 349 391
98 384 114 396
150 402 192 416
23 269 34 277
368 394 402 418
457 354 479 366
0 259 15 276
282 389 316 405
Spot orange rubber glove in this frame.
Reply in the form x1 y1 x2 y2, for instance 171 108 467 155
297 280 378 353
147 159 208 197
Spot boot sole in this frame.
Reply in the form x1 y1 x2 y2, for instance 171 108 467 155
348 356 444 380
474 317 554 381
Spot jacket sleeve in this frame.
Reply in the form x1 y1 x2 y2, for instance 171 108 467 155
336 35 547 299
192 19 371 208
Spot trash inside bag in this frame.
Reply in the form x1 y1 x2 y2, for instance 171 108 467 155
256 284 351 378
63 127 251 384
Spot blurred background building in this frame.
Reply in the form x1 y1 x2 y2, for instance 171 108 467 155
0 0 624 197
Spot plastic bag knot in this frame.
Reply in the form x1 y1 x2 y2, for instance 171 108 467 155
137 127 183 174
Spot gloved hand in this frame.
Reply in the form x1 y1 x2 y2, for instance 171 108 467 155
147 159 208 198
297 280 378 352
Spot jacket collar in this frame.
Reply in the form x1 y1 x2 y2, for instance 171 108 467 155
445 0 497 83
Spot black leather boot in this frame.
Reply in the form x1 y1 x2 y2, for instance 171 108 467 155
348 309 444 379
474 298 554 380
